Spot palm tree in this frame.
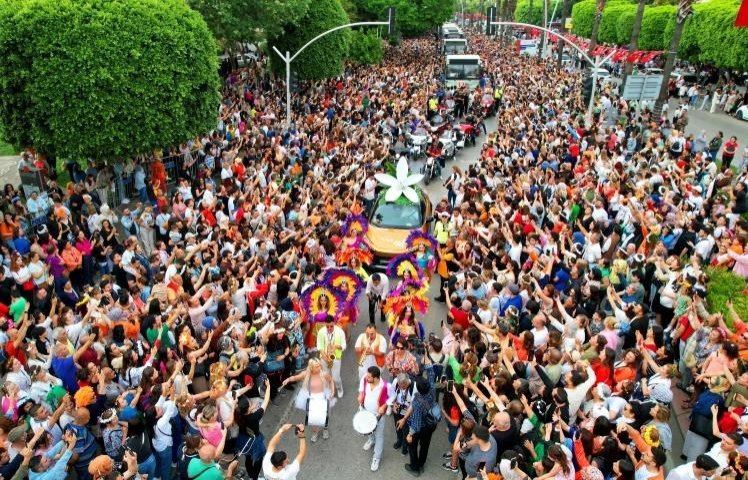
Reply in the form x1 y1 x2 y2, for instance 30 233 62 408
539 0 548 55
654 0 693 115
587 0 606 57
621 0 646 87
479 0 485 32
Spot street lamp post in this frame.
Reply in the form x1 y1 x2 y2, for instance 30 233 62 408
489 21 614 123
272 9 395 128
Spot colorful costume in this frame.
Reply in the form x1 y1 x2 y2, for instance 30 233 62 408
337 214 373 266
322 268 365 325
300 282 345 348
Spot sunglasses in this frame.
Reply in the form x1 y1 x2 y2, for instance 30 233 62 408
395 345 404 350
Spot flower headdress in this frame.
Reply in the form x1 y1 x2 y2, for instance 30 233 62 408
406 229 438 253
322 268 365 306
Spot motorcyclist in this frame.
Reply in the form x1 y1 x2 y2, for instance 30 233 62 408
426 135 444 178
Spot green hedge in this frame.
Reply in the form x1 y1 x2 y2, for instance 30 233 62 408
638 5 674 51
348 31 383 65
571 0 596 39
599 3 635 44
0 0 220 160
706 267 748 329
570 0 748 69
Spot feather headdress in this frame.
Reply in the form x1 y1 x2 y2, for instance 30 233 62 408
406 229 438 253
322 268 365 305
336 244 374 266
383 278 429 315
341 213 369 237
300 281 345 322
386 253 422 279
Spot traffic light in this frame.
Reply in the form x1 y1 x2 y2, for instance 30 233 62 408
290 70 300 93
486 6 496 35
581 75 593 104
387 7 396 36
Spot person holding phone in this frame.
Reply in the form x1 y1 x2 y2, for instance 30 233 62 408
462 425 497 479
263 423 307 480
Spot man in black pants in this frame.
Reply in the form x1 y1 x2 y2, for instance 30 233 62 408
400 370 437 476
365 273 389 323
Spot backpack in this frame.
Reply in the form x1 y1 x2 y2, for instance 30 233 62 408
422 400 442 430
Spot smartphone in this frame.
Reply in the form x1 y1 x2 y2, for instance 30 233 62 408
447 380 455 391
477 461 486 471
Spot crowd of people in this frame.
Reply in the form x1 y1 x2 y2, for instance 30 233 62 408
0 27 746 480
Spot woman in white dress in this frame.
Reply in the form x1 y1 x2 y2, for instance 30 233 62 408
282 359 336 443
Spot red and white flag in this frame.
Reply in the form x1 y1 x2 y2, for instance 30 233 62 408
736 0 748 27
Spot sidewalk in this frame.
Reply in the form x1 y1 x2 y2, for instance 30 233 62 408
0 156 21 187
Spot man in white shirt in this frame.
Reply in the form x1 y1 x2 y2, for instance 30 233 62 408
355 324 387 381
366 273 389 324
665 454 719 480
317 317 347 398
358 366 394 472
263 423 307 480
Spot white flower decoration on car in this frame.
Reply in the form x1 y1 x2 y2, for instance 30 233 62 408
375 156 424 203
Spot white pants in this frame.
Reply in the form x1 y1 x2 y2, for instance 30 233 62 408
323 359 343 393
367 415 386 461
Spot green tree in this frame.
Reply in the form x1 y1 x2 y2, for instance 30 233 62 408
269 0 351 80
354 0 455 37
638 5 675 51
654 0 692 113
621 0 644 85
348 30 384 64
598 3 634 44
187 0 311 50
514 0 562 26
0 0 220 161
587 0 607 55
571 0 596 38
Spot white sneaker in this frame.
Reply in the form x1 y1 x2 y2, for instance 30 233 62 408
337 387 344 398
371 458 380 472
363 437 374 451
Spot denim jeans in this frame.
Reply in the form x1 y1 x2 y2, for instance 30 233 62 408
155 447 172 480
138 453 157 480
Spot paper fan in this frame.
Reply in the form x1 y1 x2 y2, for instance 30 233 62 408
386 253 422 279
341 214 369 237
300 281 345 322
322 268 365 305
406 229 438 253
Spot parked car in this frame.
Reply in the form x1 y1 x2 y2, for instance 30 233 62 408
736 104 748 121
670 71 698 85
590 67 610 79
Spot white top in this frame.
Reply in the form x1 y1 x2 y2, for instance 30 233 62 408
355 333 387 376
152 398 178 451
262 455 300 480
359 378 394 414
665 463 703 480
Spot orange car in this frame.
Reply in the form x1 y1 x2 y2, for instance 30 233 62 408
366 190 433 268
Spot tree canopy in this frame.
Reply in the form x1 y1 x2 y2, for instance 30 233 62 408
354 0 456 37
570 0 748 70
187 0 311 50
269 0 351 80
0 0 221 160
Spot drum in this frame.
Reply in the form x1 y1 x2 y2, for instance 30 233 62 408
306 397 329 427
352 408 378 435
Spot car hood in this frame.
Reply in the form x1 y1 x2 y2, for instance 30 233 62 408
366 225 410 258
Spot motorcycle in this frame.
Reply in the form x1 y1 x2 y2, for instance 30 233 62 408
421 155 438 185
457 122 478 147
451 126 465 152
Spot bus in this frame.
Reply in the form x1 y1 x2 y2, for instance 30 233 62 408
444 54 481 88
441 23 464 39
443 38 468 55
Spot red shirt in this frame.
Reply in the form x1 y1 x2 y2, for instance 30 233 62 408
450 307 469 330
677 315 696 342
5 341 27 366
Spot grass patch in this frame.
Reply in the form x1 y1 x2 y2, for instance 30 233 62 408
0 127 17 156
706 266 748 327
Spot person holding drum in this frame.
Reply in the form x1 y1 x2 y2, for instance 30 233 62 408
282 359 335 443
355 324 387 381
356 366 394 472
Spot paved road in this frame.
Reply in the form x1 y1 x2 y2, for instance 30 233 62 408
256 121 494 480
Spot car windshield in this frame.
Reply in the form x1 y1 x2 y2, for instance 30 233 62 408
446 62 480 80
371 201 422 229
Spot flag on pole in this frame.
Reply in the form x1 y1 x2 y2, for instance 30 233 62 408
736 0 748 26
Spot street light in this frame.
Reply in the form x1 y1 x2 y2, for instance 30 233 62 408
272 7 396 127
488 19 615 124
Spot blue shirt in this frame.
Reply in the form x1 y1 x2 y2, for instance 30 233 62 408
51 356 78 393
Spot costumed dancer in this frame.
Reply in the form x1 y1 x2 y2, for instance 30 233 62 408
382 254 429 343
281 359 336 443
406 229 438 281
299 282 344 351
337 213 374 267
322 268 365 339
